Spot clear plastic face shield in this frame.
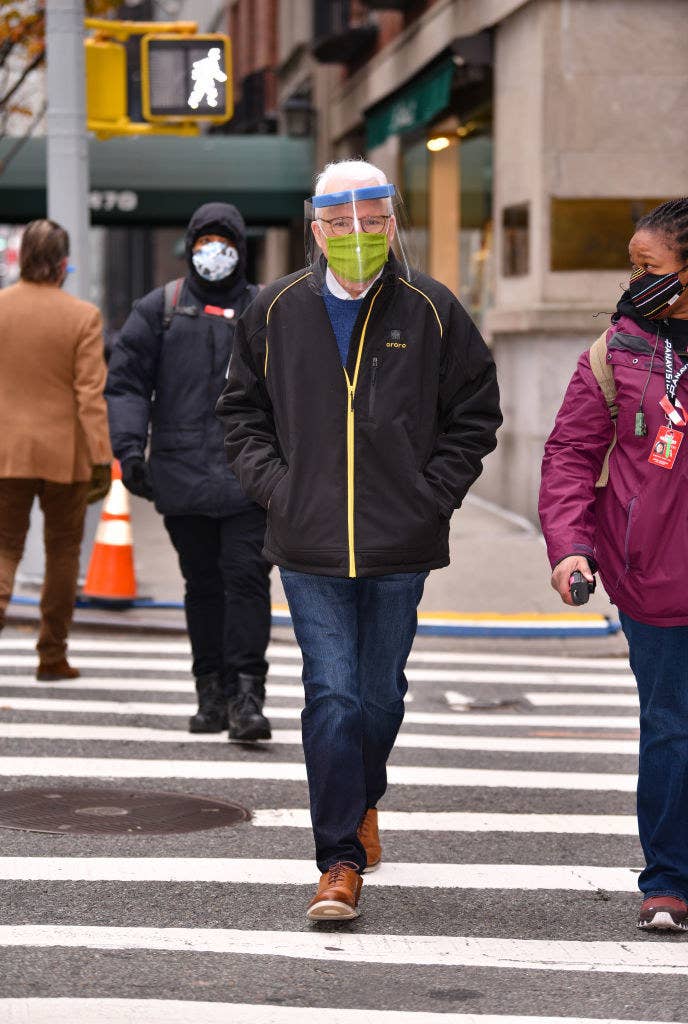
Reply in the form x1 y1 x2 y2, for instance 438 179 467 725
305 183 413 293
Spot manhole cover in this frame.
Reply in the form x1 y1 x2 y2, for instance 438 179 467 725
0 788 250 835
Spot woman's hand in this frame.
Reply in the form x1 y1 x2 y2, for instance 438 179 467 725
551 555 594 606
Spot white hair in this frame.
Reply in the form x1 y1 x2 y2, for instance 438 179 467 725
314 159 387 196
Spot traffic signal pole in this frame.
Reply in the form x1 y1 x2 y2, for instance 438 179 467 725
46 0 90 301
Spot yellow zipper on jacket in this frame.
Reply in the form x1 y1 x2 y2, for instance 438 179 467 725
343 283 382 578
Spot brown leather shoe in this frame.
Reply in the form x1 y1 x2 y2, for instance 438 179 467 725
306 861 363 921
638 895 688 931
36 658 80 681
357 808 382 873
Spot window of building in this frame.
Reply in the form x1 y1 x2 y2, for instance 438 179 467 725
550 198 670 271
400 101 493 325
400 135 429 270
502 204 529 277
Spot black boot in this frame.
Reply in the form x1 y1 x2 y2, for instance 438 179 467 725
189 672 228 733
227 673 271 742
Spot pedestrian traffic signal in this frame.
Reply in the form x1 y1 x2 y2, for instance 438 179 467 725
141 34 232 125
85 38 128 128
84 19 233 137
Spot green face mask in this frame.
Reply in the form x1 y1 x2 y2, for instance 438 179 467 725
326 232 388 283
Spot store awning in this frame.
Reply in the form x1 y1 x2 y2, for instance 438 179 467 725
365 59 454 150
0 135 314 225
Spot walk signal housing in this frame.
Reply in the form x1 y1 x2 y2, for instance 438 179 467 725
84 20 233 138
142 34 232 124
85 38 128 126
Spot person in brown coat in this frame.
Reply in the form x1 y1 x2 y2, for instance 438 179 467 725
0 219 112 679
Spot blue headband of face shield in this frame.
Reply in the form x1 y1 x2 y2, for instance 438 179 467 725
311 184 396 208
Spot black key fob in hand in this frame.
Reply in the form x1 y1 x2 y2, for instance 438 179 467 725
569 570 596 605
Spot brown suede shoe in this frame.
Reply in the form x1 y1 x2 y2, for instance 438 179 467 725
357 808 382 873
306 861 363 921
36 658 81 681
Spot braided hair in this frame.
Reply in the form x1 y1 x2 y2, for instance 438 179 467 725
636 198 688 263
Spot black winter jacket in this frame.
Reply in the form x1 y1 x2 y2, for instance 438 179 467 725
106 204 259 517
216 257 501 575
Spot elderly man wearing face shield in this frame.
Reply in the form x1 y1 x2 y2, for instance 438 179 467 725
106 203 272 744
217 161 502 921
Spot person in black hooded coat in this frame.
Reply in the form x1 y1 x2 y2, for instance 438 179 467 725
105 203 272 741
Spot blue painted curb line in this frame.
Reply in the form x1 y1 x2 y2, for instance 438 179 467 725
271 612 621 639
9 596 620 639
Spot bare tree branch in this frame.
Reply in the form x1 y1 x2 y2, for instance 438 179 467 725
0 38 18 72
0 46 44 109
0 97 46 176
0 11 45 73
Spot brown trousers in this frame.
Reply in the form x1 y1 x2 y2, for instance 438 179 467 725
0 478 89 661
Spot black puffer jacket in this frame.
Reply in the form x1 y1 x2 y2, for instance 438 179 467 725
106 203 259 517
217 256 501 576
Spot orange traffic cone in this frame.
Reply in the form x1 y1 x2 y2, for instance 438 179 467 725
82 460 138 607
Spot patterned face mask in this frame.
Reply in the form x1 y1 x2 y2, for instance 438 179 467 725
192 241 239 282
628 264 688 319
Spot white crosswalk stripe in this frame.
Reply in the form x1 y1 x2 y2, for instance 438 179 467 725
525 691 639 707
0 695 640 728
0 722 640 753
0 637 633 670
0 756 640 789
5 1002 676 1024
0 675 307 698
0 925 684 974
0 653 636 686
0 675 413 702
0 858 644 890
0 629 664 1020
251 809 639 835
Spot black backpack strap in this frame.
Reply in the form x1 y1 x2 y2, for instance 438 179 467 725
162 278 185 329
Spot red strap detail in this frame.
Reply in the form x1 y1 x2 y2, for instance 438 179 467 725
172 278 183 307
204 305 225 317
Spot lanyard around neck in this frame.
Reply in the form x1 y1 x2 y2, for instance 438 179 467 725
663 338 688 403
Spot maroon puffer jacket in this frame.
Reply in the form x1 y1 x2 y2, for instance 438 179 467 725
539 314 688 626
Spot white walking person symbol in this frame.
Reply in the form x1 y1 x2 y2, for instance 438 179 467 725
188 47 227 110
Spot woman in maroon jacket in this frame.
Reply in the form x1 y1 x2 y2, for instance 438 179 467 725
540 198 688 933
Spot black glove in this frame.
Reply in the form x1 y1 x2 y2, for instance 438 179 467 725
87 463 112 505
121 457 154 501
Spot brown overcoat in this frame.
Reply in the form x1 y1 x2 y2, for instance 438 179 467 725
0 280 112 483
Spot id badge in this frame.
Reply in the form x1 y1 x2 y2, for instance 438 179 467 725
648 426 684 469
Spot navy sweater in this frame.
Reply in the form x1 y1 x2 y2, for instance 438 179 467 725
322 285 364 365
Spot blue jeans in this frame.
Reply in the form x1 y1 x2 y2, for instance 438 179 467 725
280 569 428 874
620 611 688 901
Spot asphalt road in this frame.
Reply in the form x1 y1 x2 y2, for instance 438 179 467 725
0 624 686 1024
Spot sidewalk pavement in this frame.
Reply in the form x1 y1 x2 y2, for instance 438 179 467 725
8 492 629 657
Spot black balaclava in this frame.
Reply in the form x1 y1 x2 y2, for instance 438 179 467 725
184 202 250 307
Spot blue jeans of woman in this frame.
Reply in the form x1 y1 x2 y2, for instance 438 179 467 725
280 569 428 874
620 611 688 901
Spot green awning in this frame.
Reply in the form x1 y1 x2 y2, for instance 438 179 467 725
0 135 314 225
366 60 454 150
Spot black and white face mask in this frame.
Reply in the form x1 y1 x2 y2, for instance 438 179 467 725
192 241 239 282
628 264 688 319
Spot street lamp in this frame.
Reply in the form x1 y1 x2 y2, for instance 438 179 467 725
426 136 450 152
281 94 316 138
